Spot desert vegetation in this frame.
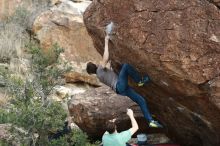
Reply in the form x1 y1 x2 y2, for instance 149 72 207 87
0 1 100 145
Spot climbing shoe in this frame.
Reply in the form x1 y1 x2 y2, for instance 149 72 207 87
149 120 163 128
138 76 150 87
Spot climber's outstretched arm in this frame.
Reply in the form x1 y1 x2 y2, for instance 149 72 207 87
101 35 110 68
127 109 139 135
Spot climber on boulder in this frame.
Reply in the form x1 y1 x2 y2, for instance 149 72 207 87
86 22 162 128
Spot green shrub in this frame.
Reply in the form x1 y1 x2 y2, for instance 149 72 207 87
49 136 70 146
0 44 67 145
0 140 9 146
0 43 100 146
70 129 90 146
49 129 100 146
0 2 100 145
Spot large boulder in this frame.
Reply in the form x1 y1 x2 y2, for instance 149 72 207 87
84 0 220 146
32 0 101 64
68 85 150 138
64 71 101 86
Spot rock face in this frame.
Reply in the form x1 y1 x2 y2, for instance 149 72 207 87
68 85 148 138
64 71 101 86
84 0 220 146
33 0 101 64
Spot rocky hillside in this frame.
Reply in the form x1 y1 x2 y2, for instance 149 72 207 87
84 0 220 146
0 0 103 145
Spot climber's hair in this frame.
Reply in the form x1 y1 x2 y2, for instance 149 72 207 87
86 62 97 74
105 119 117 134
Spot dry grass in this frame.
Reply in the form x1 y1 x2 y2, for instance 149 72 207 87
0 23 27 62
0 84 10 106
0 6 29 62
0 0 50 63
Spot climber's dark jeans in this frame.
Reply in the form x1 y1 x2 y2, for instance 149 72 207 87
116 63 153 122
